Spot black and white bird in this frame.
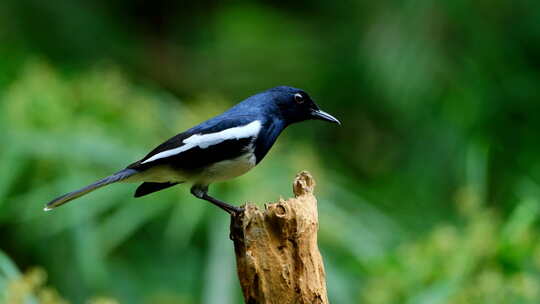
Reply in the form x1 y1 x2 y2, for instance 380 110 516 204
44 86 340 214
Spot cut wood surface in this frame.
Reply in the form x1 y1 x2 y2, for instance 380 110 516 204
230 171 329 304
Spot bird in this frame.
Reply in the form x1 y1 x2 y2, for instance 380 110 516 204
44 86 340 214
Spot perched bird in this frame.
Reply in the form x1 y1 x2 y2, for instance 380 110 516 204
44 86 340 214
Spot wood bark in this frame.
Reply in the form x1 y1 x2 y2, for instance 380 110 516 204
230 171 329 304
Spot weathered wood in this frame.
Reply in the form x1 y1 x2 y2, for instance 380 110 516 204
230 171 329 304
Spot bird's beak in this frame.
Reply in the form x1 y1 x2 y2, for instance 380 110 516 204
311 109 341 125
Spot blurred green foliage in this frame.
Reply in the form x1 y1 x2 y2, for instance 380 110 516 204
1 0 540 303
363 192 540 304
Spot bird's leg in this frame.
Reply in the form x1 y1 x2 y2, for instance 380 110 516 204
190 185 244 215
202 193 244 215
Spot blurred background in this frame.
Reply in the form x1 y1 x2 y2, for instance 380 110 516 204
1 0 540 303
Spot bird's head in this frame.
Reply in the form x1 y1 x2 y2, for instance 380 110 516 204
267 86 341 126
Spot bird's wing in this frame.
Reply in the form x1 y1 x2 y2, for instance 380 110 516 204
128 117 262 171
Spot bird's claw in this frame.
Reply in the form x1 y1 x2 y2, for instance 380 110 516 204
228 206 244 216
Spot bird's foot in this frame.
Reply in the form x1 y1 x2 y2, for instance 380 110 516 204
227 205 245 216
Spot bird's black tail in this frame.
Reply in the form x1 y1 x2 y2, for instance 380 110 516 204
44 169 138 211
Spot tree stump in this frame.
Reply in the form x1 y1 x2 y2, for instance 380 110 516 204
230 171 329 304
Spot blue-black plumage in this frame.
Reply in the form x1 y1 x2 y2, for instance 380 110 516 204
45 86 340 213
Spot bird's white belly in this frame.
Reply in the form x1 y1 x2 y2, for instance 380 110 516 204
197 152 256 184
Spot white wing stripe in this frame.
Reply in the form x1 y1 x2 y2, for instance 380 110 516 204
141 120 262 164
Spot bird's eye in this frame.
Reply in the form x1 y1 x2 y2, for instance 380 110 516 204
294 93 304 104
